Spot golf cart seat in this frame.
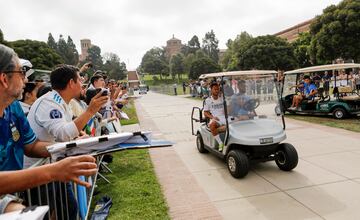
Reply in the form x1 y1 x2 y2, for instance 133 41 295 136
341 95 360 101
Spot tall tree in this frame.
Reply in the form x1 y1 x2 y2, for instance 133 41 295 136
103 52 127 80
183 53 196 74
238 35 297 71
189 57 221 80
47 33 57 51
140 47 169 79
221 32 253 71
188 35 201 54
292 32 312 68
170 53 185 79
0 29 4 44
56 35 69 64
66 36 79 65
309 0 360 63
86 45 103 70
9 39 63 70
202 30 220 63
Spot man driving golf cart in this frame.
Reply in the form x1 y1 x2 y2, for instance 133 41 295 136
229 79 255 120
288 75 318 111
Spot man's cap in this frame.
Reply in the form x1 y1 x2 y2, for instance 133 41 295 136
20 58 35 78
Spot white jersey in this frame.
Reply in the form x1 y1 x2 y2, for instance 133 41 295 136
27 90 79 143
203 95 225 118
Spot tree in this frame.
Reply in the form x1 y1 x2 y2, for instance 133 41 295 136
66 36 79 65
56 35 69 63
103 52 127 80
47 33 57 51
184 53 196 74
9 39 63 70
189 57 221 80
0 29 4 44
170 53 185 79
238 35 297 71
221 32 253 71
181 35 201 56
140 47 169 79
309 0 360 63
292 32 312 68
86 45 103 70
202 30 220 63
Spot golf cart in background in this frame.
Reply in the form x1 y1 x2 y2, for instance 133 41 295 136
191 70 298 178
139 84 148 94
282 63 360 119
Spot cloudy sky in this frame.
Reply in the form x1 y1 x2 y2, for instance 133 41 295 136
1 0 341 70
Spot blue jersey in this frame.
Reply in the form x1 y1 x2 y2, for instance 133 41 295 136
304 82 317 98
0 101 36 171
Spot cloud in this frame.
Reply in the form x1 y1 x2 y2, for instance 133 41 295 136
0 0 341 69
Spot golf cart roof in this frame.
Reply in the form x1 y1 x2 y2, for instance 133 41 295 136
199 70 278 79
284 63 360 75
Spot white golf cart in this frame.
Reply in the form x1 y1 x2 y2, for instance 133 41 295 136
191 70 298 178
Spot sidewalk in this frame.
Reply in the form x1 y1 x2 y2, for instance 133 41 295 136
135 91 360 220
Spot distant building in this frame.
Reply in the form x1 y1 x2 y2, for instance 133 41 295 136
79 39 92 61
274 19 314 42
165 35 183 59
127 71 140 89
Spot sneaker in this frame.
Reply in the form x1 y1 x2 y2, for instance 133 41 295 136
296 107 302 111
218 143 224 152
288 107 296 110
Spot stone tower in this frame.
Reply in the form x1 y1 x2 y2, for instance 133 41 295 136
165 35 182 59
79 39 91 61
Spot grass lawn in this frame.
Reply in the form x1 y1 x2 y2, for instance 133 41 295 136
286 114 360 133
120 100 139 126
91 100 170 219
141 74 189 86
93 150 169 220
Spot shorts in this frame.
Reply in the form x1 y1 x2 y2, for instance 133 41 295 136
210 116 227 126
0 194 22 214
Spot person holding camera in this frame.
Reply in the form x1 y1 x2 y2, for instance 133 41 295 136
27 65 108 144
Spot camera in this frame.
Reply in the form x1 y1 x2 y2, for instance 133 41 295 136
96 88 109 96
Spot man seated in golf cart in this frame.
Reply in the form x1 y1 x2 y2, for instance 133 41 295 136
288 75 318 110
229 80 255 120
203 81 226 151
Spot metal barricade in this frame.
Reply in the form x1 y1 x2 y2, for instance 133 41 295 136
7 156 103 220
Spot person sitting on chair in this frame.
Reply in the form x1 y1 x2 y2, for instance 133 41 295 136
229 80 255 120
203 81 226 152
289 75 317 111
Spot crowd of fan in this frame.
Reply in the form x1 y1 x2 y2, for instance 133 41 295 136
0 43 130 216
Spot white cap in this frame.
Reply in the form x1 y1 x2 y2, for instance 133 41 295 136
19 58 35 77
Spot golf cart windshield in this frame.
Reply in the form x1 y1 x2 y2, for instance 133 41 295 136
221 73 283 124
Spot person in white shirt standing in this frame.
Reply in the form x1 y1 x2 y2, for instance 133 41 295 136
203 81 226 151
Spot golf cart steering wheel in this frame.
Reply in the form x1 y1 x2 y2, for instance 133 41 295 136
243 98 260 111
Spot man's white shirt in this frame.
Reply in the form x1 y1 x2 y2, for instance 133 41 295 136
27 90 79 143
204 95 226 124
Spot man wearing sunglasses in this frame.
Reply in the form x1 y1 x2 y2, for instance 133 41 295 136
0 44 98 214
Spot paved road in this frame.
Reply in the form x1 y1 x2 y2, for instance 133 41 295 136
135 91 360 220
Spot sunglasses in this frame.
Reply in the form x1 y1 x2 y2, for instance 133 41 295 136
3 66 34 78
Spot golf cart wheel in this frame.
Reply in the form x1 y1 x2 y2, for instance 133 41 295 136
275 143 298 171
196 134 208 153
332 108 347 119
226 149 249 178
